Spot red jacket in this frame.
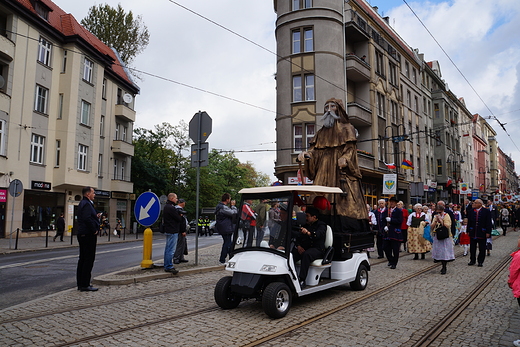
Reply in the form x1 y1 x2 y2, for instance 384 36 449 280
401 208 409 230
509 250 520 298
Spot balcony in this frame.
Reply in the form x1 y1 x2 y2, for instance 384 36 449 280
114 104 136 122
111 179 133 193
0 35 14 61
111 140 134 156
357 152 374 170
0 91 10 111
346 55 370 82
347 102 372 127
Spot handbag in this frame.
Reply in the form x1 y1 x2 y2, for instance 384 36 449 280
435 225 450 240
423 224 433 243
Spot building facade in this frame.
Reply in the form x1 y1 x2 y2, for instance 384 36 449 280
272 0 517 206
0 0 139 238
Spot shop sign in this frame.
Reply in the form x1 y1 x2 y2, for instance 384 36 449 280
95 190 111 198
31 180 51 190
288 177 313 185
117 200 127 211
0 189 6 202
112 192 129 199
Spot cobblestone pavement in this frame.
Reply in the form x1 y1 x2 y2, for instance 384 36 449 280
0 231 519 346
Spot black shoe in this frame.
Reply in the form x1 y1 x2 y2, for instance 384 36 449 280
173 260 180 264
421 254 425 260
377 256 384 259
165 268 179 274
79 286 98 292
468 262 476 266
179 259 189 263
477 263 483 267
440 268 446 275
387 262 392 266
390 265 396 269
413 254 419 260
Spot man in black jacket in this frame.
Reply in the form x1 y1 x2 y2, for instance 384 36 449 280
163 193 182 274
76 187 100 292
467 199 492 267
54 212 65 242
291 207 327 288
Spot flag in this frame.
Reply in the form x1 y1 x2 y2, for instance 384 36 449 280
384 162 396 170
446 179 452 187
401 159 414 169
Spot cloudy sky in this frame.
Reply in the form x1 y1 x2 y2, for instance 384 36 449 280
62 0 520 181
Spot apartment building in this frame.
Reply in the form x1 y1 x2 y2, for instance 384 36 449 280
0 0 139 238
272 0 515 205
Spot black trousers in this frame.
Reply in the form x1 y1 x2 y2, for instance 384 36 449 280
469 238 487 265
77 234 97 288
376 233 384 257
383 239 401 266
173 233 187 262
292 247 323 282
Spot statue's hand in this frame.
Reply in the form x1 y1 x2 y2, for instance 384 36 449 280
297 151 309 162
338 157 347 168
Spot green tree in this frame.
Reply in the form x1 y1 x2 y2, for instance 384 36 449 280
81 4 150 66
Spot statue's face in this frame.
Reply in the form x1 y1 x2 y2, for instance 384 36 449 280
324 102 337 113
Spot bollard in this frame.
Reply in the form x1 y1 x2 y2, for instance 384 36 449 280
15 228 20 250
45 228 49 248
140 227 154 268
70 227 73 245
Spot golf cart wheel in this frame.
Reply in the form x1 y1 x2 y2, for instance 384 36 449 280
349 264 368 291
262 282 292 319
214 276 241 309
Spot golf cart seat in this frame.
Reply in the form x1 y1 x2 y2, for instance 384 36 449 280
305 225 334 286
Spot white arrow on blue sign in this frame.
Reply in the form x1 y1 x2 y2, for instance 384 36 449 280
134 192 161 227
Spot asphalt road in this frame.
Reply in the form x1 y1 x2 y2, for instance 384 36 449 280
0 234 220 310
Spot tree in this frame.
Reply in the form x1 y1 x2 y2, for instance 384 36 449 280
81 4 149 66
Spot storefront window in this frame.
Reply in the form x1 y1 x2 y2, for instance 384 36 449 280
22 191 65 231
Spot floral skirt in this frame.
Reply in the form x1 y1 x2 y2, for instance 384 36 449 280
407 226 432 254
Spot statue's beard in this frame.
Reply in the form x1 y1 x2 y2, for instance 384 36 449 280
321 110 340 128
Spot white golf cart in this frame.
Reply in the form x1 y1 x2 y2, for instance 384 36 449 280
214 185 373 318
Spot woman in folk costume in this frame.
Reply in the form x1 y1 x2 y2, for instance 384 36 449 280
430 205 455 275
508 237 520 347
406 203 432 260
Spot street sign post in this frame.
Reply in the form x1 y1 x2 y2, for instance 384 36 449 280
189 111 213 266
8 179 23 249
134 191 161 269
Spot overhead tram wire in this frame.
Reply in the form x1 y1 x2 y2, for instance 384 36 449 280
402 0 520 152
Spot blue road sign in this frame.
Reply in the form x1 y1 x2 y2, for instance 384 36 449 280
134 192 161 227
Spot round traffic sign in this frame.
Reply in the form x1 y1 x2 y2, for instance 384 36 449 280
8 179 23 198
134 192 161 227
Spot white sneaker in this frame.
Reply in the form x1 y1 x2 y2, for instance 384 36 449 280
513 339 520 347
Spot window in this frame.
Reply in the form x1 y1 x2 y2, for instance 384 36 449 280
414 96 419 113
58 94 64 119
98 154 103 177
293 74 315 102
121 160 126 180
55 140 60 167
100 115 105 137
412 68 417 84
377 92 385 117
61 50 67 73
292 0 312 10
115 123 120 140
78 144 88 171
406 91 411 108
378 135 386 162
35 85 49 114
389 62 397 85
37 37 52 66
0 119 5 156
294 124 315 152
35 2 49 20
102 78 107 99
435 130 441 146
375 51 384 76
405 62 410 78
437 159 442 175
113 158 118 179
122 126 128 142
292 28 313 54
83 58 93 83
80 100 90 125
390 101 398 124
30 134 45 164
0 63 7 93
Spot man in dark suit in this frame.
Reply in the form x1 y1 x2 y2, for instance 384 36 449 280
374 199 388 259
467 199 492 267
383 197 403 269
76 186 101 292
291 207 327 288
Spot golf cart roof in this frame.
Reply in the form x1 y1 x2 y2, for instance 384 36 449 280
238 185 343 195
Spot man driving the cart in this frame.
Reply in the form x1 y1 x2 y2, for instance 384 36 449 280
291 206 327 289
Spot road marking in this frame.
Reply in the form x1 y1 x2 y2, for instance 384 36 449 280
0 243 165 269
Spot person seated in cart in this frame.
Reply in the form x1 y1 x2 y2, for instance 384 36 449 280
291 206 327 288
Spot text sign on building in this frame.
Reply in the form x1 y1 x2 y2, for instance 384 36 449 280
0 189 6 202
134 191 161 227
95 190 111 198
31 180 51 190
382 174 397 195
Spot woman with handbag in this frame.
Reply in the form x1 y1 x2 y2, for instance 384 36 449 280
430 205 455 275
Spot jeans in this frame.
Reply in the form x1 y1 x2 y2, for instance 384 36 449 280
220 233 232 263
164 233 179 270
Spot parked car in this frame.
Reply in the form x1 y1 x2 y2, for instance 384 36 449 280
209 221 216 234
188 220 197 234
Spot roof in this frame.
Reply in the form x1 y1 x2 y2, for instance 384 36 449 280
239 185 344 195
13 0 137 90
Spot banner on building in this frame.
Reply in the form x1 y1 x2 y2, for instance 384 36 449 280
459 182 469 195
383 174 397 195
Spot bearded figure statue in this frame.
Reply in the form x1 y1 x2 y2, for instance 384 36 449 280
298 98 368 232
